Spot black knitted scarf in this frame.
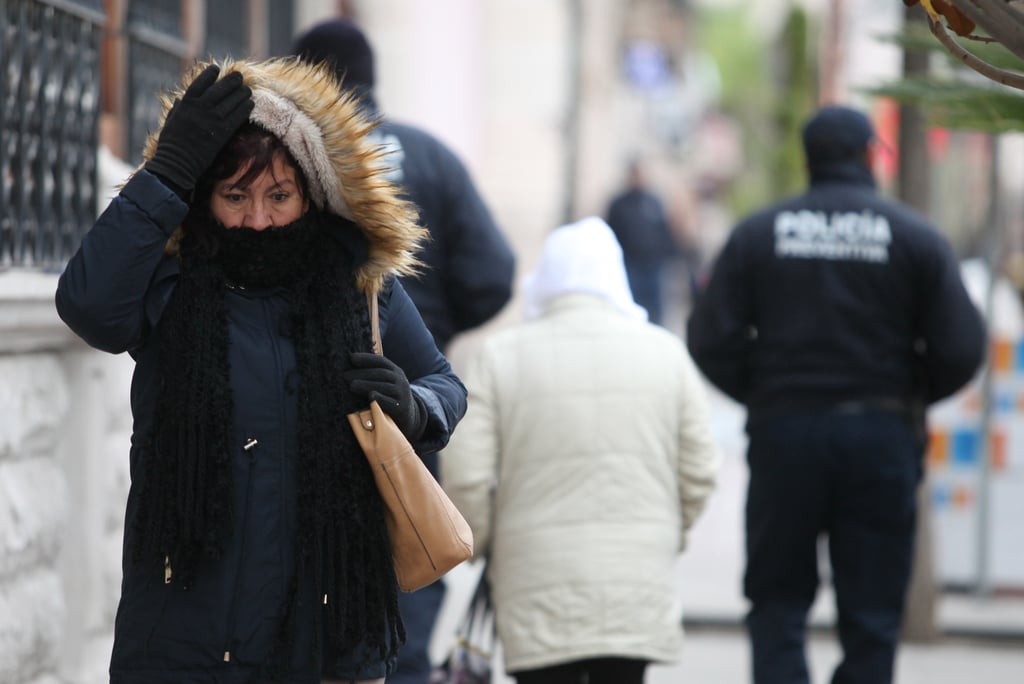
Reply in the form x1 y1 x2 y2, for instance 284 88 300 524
133 210 403 679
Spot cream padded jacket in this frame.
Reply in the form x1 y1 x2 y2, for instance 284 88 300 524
441 293 720 673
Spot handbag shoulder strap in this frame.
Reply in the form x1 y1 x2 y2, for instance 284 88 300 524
367 290 382 355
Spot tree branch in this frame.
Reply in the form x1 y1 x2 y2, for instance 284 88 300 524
927 12 1024 89
952 0 1024 62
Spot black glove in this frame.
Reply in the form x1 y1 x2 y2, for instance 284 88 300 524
145 64 254 198
345 352 427 442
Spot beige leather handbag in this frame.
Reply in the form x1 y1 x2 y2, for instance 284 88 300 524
347 292 473 592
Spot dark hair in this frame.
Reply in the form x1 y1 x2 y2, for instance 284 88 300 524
183 123 310 250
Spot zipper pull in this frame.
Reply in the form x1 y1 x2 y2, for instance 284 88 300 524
223 651 231 662
243 438 258 451
164 556 172 584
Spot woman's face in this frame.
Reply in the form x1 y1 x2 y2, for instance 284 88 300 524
210 155 309 231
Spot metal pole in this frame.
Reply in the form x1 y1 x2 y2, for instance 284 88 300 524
820 0 845 103
898 3 942 642
975 134 1001 598
562 0 583 226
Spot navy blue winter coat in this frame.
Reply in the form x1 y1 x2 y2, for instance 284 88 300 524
55 170 467 683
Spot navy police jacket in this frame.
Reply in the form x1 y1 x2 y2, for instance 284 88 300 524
686 160 986 419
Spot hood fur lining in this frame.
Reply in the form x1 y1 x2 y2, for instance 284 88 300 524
249 89 353 220
144 57 426 293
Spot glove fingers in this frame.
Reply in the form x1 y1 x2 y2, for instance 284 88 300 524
163 98 181 121
182 64 221 100
216 89 254 124
369 391 396 406
349 378 399 399
344 367 395 383
352 376 399 393
202 71 247 108
349 351 392 368
369 391 402 413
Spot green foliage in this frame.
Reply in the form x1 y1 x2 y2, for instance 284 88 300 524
771 7 816 198
694 3 817 218
871 79 1024 132
868 23 1024 133
694 6 772 115
882 21 1024 73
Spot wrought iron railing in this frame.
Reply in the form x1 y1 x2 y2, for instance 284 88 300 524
206 0 249 61
0 0 104 271
125 0 188 166
267 1 296 58
1 0 298 271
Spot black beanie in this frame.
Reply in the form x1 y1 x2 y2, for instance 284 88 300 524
802 105 874 166
292 19 375 90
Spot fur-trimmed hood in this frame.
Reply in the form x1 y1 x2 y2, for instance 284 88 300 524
143 57 426 293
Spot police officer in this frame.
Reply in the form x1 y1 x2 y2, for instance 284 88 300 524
686 105 986 684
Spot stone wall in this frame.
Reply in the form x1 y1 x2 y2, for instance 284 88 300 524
0 352 69 684
0 275 134 684
0 142 135 684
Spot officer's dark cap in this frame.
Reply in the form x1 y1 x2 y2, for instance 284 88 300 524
802 105 875 165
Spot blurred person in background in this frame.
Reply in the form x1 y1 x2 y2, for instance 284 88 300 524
291 18 516 684
442 216 720 684
687 105 986 684
605 158 679 326
55 58 467 683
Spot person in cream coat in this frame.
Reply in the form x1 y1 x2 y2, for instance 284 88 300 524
441 216 721 684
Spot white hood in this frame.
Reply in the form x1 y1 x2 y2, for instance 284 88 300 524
522 216 648 322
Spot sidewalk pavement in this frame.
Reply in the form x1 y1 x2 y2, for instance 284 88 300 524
433 560 1024 684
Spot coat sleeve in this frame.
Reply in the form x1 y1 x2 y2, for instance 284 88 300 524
916 236 987 403
55 170 188 354
438 343 498 559
676 347 721 551
379 278 468 454
436 146 516 334
685 227 754 403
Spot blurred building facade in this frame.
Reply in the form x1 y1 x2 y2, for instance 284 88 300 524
2 1 1020 683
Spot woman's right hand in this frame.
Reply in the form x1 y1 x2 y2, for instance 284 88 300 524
145 64 254 199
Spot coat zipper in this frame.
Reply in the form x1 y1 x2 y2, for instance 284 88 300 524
222 436 259 663
220 296 287 664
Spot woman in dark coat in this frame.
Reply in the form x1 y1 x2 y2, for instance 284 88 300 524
55 57 467 684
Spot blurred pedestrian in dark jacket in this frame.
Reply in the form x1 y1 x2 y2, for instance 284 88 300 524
291 18 516 684
292 19 515 356
687 105 986 684
605 159 678 325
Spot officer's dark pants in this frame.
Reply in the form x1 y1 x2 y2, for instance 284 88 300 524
744 409 922 684
624 261 664 325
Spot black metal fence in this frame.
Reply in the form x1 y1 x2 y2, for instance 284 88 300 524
1 0 104 271
267 0 296 59
2 0 296 271
205 0 249 62
125 0 188 166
